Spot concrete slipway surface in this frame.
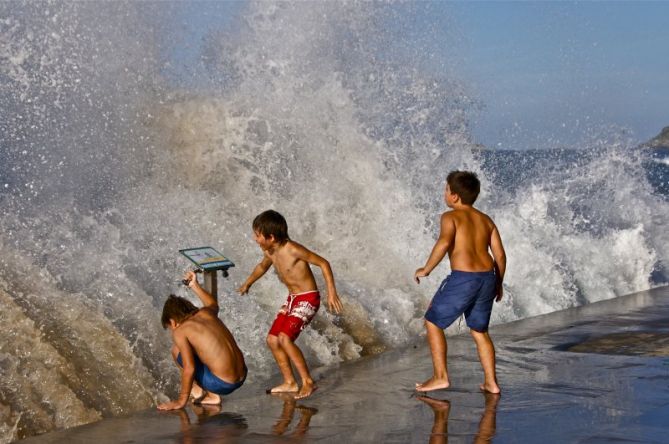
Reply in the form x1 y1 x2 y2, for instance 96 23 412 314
19 286 669 443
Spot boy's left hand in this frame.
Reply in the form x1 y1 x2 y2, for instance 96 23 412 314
157 399 187 411
327 292 343 314
495 282 504 302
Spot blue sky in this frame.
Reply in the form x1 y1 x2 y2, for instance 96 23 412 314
164 1 669 150
451 1 669 149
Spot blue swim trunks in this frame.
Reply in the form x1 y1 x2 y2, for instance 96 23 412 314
176 353 246 395
424 270 497 332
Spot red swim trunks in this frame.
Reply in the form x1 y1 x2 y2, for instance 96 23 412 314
268 290 320 341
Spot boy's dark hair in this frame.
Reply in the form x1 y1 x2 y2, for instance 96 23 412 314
447 170 480 205
161 294 198 328
252 210 289 243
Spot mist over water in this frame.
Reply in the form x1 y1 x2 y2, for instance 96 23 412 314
1 2 667 441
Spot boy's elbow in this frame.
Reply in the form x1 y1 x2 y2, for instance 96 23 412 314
313 256 330 269
495 253 507 267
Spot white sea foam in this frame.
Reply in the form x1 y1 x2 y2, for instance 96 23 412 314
1 1 667 441
654 156 669 166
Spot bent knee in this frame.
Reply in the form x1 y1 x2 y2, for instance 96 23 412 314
266 334 279 348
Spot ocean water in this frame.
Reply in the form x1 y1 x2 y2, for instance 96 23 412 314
1 2 667 441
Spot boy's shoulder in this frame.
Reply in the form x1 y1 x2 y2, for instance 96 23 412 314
471 206 494 222
445 207 496 226
180 310 217 331
284 239 308 253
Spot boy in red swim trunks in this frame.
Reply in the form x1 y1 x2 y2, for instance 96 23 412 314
239 210 343 399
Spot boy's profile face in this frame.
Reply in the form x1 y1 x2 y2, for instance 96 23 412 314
253 230 275 251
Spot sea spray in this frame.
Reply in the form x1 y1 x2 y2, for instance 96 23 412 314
1 1 667 441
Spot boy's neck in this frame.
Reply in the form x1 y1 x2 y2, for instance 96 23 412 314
267 239 288 254
451 203 474 210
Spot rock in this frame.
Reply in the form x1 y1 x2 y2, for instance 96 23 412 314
645 126 669 149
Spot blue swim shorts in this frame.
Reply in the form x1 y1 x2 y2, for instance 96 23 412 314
176 353 247 395
424 270 497 332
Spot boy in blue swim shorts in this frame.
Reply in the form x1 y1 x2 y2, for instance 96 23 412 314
158 271 247 410
414 171 507 394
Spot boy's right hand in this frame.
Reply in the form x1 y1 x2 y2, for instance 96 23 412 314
183 271 199 289
414 267 429 284
237 283 250 295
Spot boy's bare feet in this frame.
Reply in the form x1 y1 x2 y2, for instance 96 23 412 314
415 377 450 392
479 383 501 394
294 381 317 399
199 392 222 405
190 386 207 404
268 382 299 394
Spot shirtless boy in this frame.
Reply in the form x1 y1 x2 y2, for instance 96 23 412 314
158 270 247 410
414 171 506 394
239 210 343 399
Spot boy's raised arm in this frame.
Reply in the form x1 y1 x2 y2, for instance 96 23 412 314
490 225 506 301
184 270 218 312
238 255 272 295
415 213 455 283
291 243 343 314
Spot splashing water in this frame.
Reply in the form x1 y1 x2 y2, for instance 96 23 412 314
1 1 667 441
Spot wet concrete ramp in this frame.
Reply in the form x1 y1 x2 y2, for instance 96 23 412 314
19 286 669 443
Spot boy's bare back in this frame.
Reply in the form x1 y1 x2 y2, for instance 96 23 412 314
175 308 246 383
442 207 500 273
415 180 505 303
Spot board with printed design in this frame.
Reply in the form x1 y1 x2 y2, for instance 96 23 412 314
179 246 235 271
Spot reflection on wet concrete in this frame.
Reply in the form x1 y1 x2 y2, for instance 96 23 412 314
269 393 318 439
417 392 499 444
416 396 451 443
170 405 248 444
474 394 499 444
20 286 669 443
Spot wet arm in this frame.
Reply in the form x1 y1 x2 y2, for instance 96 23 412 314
490 226 506 300
293 244 343 313
239 255 272 293
159 332 194 410
176 334 195 406
189 277 218 312
417 213 455 277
